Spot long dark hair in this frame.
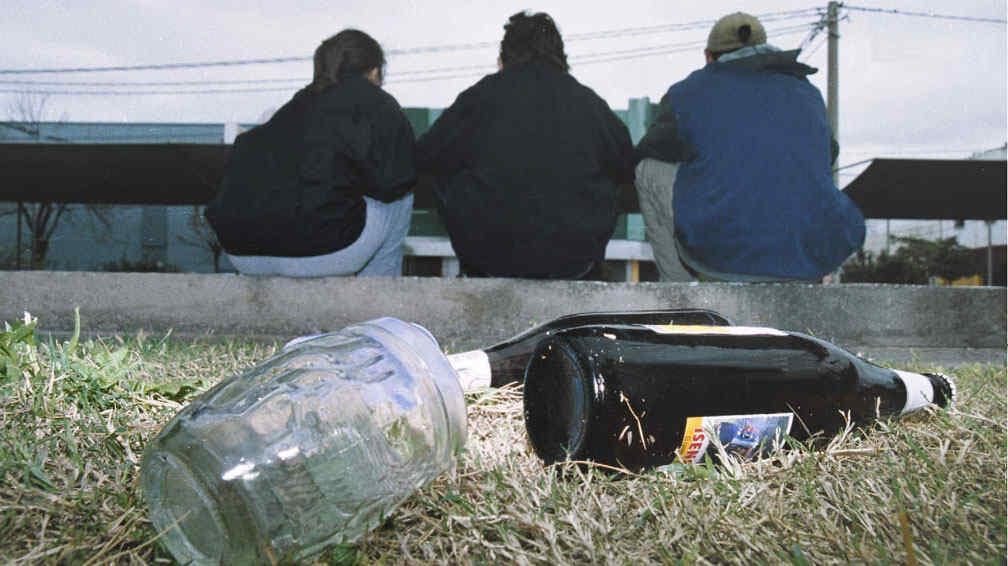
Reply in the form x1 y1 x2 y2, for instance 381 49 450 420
499 11 569 72
312 29 385 92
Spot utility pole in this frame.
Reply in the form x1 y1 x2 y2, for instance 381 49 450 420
825 1 842 284
827 1 840 186
16 202 22 270
986 220 993 286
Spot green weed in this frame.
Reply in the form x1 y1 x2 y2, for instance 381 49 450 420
0 315 1004 565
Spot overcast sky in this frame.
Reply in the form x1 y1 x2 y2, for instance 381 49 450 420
2 0 1005 182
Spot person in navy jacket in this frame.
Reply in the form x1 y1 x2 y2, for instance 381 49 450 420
634 12 865 282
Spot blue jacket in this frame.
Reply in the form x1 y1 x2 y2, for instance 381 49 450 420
635 49 865 279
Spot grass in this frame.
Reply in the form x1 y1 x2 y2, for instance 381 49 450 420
0 314 1004 564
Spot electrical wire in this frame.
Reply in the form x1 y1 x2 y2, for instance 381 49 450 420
0 21 818 93
833 146 1000 174
0 64 492 87
834 158 875 172
797 8 828 51
562 8 821 41
842 147 997 156
0 77 308 87
571 22 815 61
800 34 828 61
0 85 294 95
0 23 819 94
1 6 1000 77
844 5 1007 24
0 8 823 75
0 56 310 76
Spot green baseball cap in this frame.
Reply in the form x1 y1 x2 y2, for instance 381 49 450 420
706 12 767 52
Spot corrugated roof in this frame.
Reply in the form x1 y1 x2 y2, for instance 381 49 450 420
842 158 1007 220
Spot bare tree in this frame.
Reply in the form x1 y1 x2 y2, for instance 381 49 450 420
4 93 110 269
177 205 224 272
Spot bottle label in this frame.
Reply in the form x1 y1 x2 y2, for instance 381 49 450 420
446 350 491 392
678 413 794 464
893 370 935 414
645 324 788 336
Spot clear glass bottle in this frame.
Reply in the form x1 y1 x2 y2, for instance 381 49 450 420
141 317 467 565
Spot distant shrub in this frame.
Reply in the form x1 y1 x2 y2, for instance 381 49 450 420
102 258 179 273
843 236 979 284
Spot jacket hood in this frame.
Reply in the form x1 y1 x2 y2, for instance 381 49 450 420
719 49 817 77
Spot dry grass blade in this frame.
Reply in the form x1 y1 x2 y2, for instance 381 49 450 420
0 330 1004 565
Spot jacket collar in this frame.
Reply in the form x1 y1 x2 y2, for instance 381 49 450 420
714 48 817 77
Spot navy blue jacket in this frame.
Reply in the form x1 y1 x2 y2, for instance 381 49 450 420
636 49 865 279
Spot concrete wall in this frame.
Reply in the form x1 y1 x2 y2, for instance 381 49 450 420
0 271 1003 366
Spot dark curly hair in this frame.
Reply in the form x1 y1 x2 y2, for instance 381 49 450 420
499 11 569 72
312 29 385 91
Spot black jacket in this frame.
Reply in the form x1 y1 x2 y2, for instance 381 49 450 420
206 76 416 257
416 62 635 278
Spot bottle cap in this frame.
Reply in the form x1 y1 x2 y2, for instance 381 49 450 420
923 372 957 409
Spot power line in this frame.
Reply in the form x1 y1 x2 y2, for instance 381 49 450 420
844 5 1007 24
0 64 500 87
800 34 828 61
0 22 818 95
0 85 296 95
798 8 829 51
0 23 814 93
842 147 996 155
834 144 1002 172
572 22 815 60
0 77 307 87
567 24 814 66
0 8 822 75
0 56 310 76
834 158 875 172
563 8 821 41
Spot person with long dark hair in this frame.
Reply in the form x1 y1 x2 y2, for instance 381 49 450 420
206 29 416 277
416 11 635 279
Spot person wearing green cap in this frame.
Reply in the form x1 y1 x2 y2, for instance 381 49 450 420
634 12 866 282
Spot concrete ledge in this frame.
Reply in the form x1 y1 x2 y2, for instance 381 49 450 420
404 237 654 261
1 271 1004 365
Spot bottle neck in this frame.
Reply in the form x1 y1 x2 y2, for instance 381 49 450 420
355 318 468 456
446 349 492 391
892 370 936 414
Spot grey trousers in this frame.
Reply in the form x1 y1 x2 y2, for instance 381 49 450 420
226 193 414 277
634 159 695 282
635 159 817 283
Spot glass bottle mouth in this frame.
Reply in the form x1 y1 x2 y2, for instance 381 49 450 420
142 450 227 564
523 337 593 464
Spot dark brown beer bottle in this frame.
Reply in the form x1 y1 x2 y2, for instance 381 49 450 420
523 323 955 471
447 309 732 390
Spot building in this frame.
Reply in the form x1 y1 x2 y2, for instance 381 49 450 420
0 99 656 273
858 144 1007 254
